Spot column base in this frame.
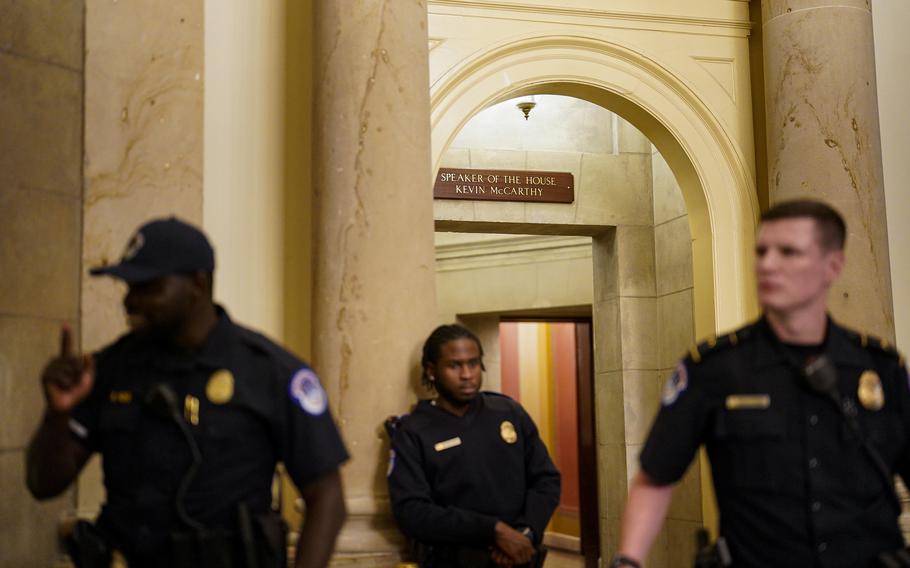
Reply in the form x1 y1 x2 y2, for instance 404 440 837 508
330 551 404 567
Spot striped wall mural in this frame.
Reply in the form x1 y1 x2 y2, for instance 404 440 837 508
500 321 580 539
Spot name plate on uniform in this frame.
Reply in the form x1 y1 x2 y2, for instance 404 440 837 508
433 168 574 204
725 394 771 410
434 437 462 452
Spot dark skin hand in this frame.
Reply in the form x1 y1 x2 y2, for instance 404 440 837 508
490 521 535 566
295 469 347 568
26 325 94 499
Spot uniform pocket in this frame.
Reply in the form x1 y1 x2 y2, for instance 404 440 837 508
98 403 140 432
864 412 904 462
97 404 141 485
711 410 787 489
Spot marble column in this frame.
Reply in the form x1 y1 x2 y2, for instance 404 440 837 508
0 2 84 564
312 1 437 564
762 0 893 339
761 0 910 538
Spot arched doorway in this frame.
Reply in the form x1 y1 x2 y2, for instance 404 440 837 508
429 35 760 566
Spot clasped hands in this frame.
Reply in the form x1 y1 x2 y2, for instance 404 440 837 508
490 521 535 567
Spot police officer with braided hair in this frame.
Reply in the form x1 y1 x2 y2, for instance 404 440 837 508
387 324 560 567
26 217 348 568
612 200 910 568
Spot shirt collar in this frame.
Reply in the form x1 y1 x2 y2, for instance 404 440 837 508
147 304 235 372
752 314 866 370
195 304 236 369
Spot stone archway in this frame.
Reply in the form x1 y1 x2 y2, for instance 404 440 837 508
429 34 760 562
430 34 760 337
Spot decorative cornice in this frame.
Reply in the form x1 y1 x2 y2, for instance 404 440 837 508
428 0 753 32
436 235 592 272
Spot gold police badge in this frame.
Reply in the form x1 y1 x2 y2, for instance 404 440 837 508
500 420 518 444
857 370 884 411
206 369 235 404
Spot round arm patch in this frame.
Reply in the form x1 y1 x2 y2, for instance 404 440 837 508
290 368 328 415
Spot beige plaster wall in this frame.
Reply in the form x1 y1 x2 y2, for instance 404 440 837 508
0 3 84 565
436 233 594 322
204 0 286 341
873 1 910 349
436 96 653 228
458 314 503 393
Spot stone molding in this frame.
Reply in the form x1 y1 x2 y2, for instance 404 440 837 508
436 234 592 271
428 1 752 36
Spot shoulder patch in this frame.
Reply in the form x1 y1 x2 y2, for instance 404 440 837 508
661 361 689 406
289 368 328 416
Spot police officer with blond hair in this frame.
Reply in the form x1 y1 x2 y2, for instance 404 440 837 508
612 200 910 568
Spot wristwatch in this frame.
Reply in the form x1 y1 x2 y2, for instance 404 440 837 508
609 554 642 568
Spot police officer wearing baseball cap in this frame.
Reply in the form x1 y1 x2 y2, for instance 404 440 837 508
26 217 349 568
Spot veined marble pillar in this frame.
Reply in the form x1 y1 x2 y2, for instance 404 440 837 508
312 1 436 563
762 0 894 339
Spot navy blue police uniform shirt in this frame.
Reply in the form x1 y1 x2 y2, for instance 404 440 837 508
387 391 560 548
640 316 910 568
68 307 348 559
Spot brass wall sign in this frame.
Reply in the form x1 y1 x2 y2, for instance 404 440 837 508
433 167 574 204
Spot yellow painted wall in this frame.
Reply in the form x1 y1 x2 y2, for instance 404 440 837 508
202 0 314 360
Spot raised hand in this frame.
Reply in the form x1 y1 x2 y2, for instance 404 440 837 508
41 325 95 414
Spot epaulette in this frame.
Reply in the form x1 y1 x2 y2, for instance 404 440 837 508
235 327 276 355
483 390 511 400
686 323 755 364
235 326 304 369
850 330 904 367
481 391 518 410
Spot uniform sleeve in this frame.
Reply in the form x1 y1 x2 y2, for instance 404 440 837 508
639 360 712 485
68 349 112 451
279 366 349 487
387 425 498 546
514 406 560 541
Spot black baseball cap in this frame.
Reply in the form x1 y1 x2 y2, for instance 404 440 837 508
90 217 215 283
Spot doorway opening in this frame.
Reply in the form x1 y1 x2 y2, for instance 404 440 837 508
499 318 598 567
